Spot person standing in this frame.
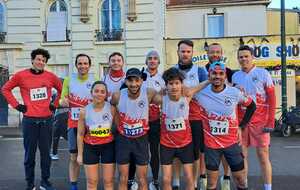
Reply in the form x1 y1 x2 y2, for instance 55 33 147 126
1 48 62 190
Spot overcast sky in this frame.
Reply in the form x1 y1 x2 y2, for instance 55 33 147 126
268 0 299 9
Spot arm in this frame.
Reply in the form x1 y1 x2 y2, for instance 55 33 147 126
59 77 70 107
148 88 162 106
110 91 120 107
77 108 86 165
52 75 63 108
1 73 21 109
239 100 256 129
111 105 119 127
265 86 276 129
188 80 210 97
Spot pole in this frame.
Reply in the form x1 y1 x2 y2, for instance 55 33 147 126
280 0 287 122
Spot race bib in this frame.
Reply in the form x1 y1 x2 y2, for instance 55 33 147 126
89 124 111 138
209 120 229 135
30 87 48 101
71 108 81 121
123 122 144 137
166 118 186 132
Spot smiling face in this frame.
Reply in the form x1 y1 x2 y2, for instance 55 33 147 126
146 56 160 71
208 44 223 63
76 56 91 75
109 54 124 71
209 69 226 88
125 76 143 95
238 50 255 73
178 43 193 65
91 83 107 104
32 54 47 71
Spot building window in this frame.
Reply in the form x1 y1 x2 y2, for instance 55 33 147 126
44 0 70 42
96 0 122 41
207 14 224 38
0 1 6 43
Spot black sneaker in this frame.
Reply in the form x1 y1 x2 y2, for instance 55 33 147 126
172 186 179 190
25 183 36 190
40 180 56 190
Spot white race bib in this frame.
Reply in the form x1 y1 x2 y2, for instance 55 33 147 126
30 87 48 101
209 120 229 135
166 118 186 132
123 122 144 137
71 108 81 121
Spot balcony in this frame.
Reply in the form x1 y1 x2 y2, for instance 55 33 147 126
42 30 71 43
95 29 123 42
0 32 6 43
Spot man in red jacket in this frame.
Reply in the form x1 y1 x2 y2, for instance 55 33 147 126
1 48 62 190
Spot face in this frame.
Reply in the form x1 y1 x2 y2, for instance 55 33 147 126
146 56 159 70
91 84 107 104
125 77 143 95
209 69 226 87
177 43 193 65
76 56 91 75
166 79 182 97
109 55 124 71
32 54 47 71
238 50 254 73
208 45 223 63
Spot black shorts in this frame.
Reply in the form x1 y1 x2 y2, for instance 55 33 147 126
149 120 160 144
190 120 205 158
160 143 194 165
83 142 115 165
115 134 149 165
204 143 244 172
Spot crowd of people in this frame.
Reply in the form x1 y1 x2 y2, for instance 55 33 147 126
1 40 276 190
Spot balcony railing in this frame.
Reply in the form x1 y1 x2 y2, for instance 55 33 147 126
95 29 123 42
42 30 71 43
0 32 6 43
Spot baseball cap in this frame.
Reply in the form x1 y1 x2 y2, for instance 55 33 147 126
126 68 142 79
209 61 226 72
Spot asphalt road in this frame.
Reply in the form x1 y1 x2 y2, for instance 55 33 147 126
0 131 300 190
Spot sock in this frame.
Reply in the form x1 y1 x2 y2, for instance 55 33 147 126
172 178 180 187
223 175 230 180
200 174 206 179
264 184 272 190
194 180 197 188
71 181 77 186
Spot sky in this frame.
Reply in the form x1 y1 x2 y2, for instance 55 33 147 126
268 0 299 9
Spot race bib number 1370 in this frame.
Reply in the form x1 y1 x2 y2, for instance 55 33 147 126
30 87 48 101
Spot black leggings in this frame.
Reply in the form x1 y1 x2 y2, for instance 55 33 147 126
51 114 68 155
128 120 160 181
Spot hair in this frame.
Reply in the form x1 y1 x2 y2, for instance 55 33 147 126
208 42 223 52
238 45 254 56
162 67 185 85
177 39 194 49
90 81 108 99
31 48 50 62
75 53 92 66
109 52 124 62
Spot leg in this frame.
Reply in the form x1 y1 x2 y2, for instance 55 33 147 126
231 170 247 189
102 164 115 190
136 165 149 190
51 123 61 155
207 170 219 189
84 164 99 190
183 163 194 190
38 119 52 182
190 120 202 189
129 155 137 181
204 147 221 190
256 147 272 188
242 145 249 187
162 165 173 190
68 128 80 187
149 120 160 182
221 156 231 190
22 117 39 186
119 164 130 190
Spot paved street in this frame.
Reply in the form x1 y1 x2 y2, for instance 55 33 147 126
0 128 300 190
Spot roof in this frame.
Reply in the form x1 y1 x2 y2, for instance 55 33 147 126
167 0 270 7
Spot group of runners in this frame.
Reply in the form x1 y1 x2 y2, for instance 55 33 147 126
1 39 276 190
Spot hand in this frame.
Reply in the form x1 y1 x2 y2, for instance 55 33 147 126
15 104 27 113
60 98 69 107
77 155 83 165
235 85 246 94
182 85 192 97
141 67 147 81
238 128 242 146
49 103 56 112
262 127 274 133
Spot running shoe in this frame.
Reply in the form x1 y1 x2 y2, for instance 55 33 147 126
220 177 231 190
40 180 56 190
50 154 59 161
199 178 207 190
25 183 36 190
149 180 160 190
128 180 139 190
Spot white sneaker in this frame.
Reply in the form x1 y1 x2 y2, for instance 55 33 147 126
149 181 160 190
199 178 207 190
50 154 59 160
220 177 231 190
130 181 138 190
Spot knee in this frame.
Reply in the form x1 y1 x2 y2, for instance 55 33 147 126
103 177 114 187
137 176 148 187
257 153 271 166
235 175 246 188
87 178 98 188
162 175 172 185
119 173 128 184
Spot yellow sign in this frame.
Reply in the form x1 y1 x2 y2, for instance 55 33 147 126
165 35 300 69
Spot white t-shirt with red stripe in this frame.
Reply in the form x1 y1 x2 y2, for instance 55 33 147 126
117 87 149 138
195 84 252 149
232 67 274 128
